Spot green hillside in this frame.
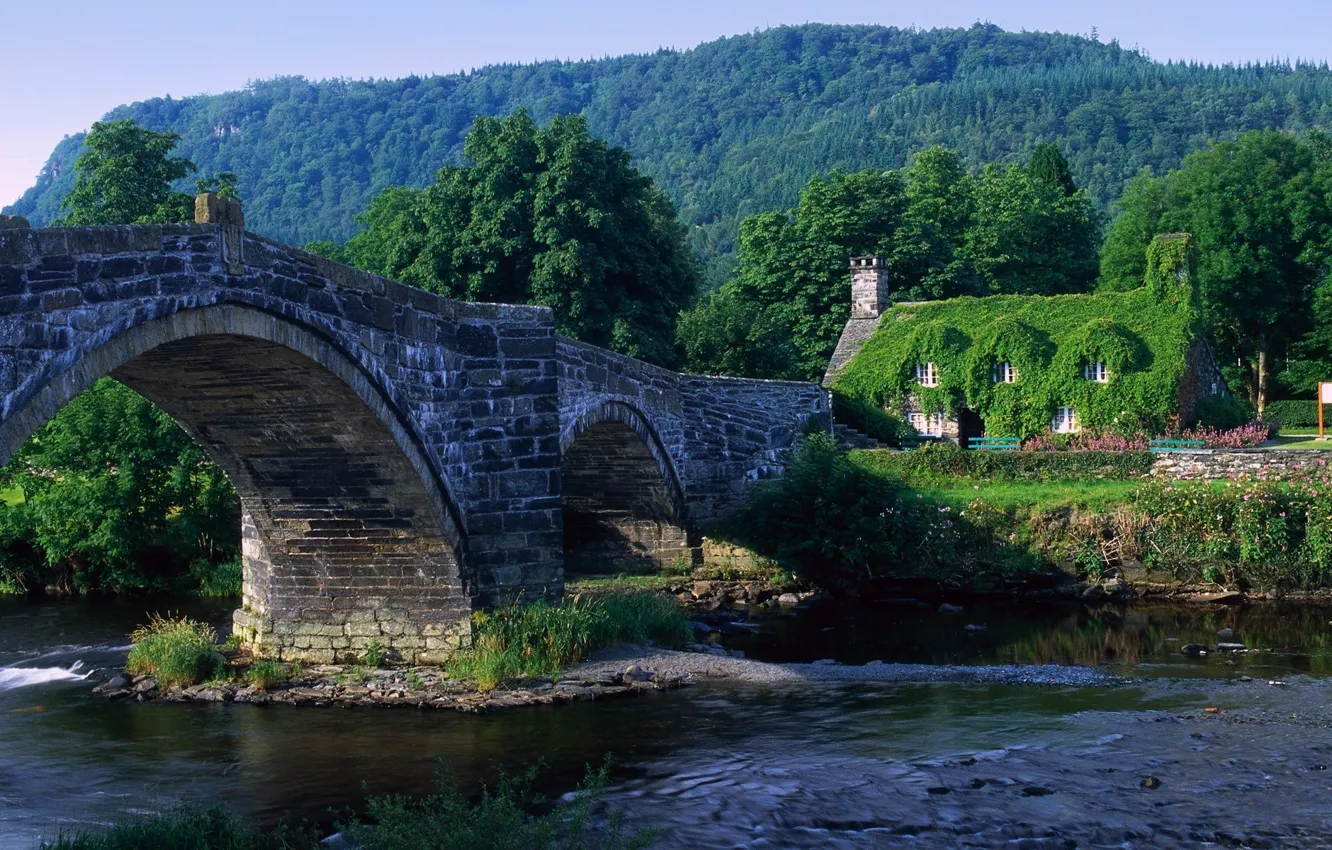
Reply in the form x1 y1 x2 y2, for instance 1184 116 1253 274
10 23 1332 281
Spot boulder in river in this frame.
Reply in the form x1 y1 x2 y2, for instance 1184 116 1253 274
1180 644 1208 657
938 603 964 615
1141 776 1162 789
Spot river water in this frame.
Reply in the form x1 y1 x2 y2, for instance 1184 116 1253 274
6 596 1332 848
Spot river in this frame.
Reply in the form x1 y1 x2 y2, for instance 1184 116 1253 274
6 595 1332 848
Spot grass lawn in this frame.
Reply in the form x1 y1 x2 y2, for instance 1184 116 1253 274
911 479 1141 512
1264 434 1332 450
0 486 22 505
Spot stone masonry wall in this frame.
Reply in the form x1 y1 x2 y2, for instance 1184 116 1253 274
0 222 563 662
1153 449 1332 480
557 336 830 531
1 218 827 660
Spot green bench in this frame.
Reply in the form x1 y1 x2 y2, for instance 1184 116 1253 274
1149 438 1207 453
899 434 940 450
968 436 1021 451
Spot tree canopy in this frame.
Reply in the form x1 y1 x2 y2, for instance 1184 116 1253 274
1099 130 1332 411
679 145 1100 380
321 111 699 365
13 24 1332 285
2 120 242 595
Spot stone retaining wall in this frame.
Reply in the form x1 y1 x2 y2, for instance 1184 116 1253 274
1153 449 1332 479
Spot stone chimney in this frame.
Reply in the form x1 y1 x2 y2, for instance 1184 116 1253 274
850 255 889 318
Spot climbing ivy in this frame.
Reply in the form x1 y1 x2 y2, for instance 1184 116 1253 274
834 237 1199 437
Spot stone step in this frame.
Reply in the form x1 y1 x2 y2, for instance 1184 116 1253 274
832 423 885 450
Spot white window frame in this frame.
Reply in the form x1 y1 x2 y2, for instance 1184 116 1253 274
994 361 1018 384
1084 361 1109 383
915 362 939 387
1051 406 1078 434
908 411 944 437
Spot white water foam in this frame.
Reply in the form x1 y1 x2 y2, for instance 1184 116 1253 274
0 660 87 692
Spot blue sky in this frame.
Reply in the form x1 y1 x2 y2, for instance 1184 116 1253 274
3 0 1331 207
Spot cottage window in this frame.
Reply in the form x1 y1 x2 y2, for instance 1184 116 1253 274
994 362 1018 384
1084 362 1109 383
1051 407 1078 434
916 362 939 387
908 411 944 437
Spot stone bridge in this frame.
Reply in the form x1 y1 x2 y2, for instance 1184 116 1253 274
0 200 827 663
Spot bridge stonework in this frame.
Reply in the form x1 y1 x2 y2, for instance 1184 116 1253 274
0 218 827 662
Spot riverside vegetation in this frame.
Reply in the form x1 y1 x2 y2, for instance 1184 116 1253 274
714 435 1332 596
118 591 690 694
43 762 654 850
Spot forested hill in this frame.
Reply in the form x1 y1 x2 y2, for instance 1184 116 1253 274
10 22 1332 278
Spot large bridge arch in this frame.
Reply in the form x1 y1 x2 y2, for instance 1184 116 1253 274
560 400 690 572
0 303 470 662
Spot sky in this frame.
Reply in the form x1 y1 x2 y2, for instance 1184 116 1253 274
3 0 1332 207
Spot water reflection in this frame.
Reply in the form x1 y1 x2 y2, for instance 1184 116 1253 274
734 599 1332 676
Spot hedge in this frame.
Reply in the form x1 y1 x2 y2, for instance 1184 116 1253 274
849 442 1154 485
1264 400 1319 428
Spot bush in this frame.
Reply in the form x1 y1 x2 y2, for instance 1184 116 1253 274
340 761 655 850
41 803 313 850
1263 399 1319 428
190 558 242 597
852 441 1153 486
125 615 224 688
42 764 652 850
1192 394 1253 429
450 592 689 690
246 660 288 691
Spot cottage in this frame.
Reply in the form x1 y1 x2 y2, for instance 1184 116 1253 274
823 234 1227 443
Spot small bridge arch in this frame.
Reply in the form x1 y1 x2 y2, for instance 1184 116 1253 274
560 400 690 572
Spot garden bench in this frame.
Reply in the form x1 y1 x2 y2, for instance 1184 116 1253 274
968 436 1021 451
1149 438 1207 453
899 435 939 450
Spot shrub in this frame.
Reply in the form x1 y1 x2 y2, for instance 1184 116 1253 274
363 639 386 667
340 761 655 850
41 803 314 850
853 441 1152 485
1179 420 1275 448
190 558 242 597
246 660 288 691
1263 399 1319 428
1192 394 1253 429
125 615 224 688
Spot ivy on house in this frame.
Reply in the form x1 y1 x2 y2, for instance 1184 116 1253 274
832 235 1200 437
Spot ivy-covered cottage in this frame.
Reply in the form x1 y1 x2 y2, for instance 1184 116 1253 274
823 234 1227 443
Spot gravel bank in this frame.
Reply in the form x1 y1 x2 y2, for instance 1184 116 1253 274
570 644 1126 687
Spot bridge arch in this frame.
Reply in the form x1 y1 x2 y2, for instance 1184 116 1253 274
560 400 691 572
0 304 470 663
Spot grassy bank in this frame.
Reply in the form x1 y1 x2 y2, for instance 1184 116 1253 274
711 436 1332 595
450 592 690 690
0 486 22 505
43 762 653 849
